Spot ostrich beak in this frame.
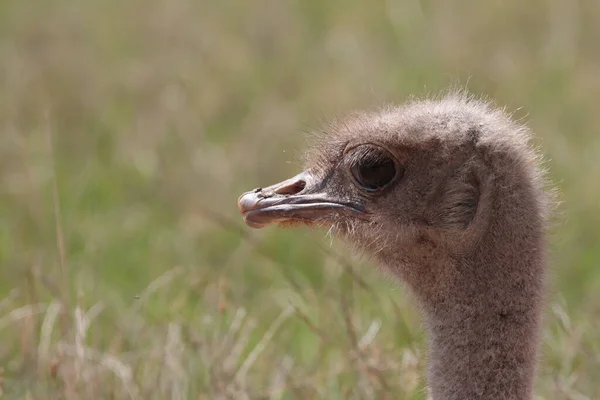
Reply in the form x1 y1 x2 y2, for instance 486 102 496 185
237 171 366 228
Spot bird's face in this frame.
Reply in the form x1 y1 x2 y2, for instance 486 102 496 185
238 141 407 229
238 108 484 260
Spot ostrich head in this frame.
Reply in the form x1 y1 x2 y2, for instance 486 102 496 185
237 93 550 400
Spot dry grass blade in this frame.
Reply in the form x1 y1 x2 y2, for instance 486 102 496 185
233 306 294 388
216 307 247 359
162 322 187 400
290 304 330 343
223 310 256 375
43 113 71 326
130 267 185 313
358 319 381 350
57 342 139 400
38 300 62 369
0 289 20 313
267 355 295 400
0 303 47 331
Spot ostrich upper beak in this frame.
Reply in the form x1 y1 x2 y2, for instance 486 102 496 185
237 171 367 228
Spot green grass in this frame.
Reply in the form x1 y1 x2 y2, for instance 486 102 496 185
1 0 600 398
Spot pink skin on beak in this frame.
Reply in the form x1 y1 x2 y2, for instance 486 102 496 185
237 171 367 228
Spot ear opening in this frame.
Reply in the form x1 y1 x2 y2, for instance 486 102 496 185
427 164 482 230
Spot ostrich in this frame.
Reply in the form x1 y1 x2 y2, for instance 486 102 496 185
237 93 550 400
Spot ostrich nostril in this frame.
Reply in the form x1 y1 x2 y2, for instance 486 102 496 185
275 179 306 195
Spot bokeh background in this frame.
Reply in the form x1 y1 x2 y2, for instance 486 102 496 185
1 0 599 398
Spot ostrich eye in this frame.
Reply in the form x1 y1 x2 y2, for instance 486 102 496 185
348 145 400 191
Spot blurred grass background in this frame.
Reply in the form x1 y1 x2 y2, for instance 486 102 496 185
1 0 600 398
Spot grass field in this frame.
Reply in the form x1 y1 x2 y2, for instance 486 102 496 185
1 0 600 398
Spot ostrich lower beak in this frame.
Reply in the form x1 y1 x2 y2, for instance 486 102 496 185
237 171 366 228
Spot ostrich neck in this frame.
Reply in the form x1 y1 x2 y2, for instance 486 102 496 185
410 188 545 400
424 254 543 400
